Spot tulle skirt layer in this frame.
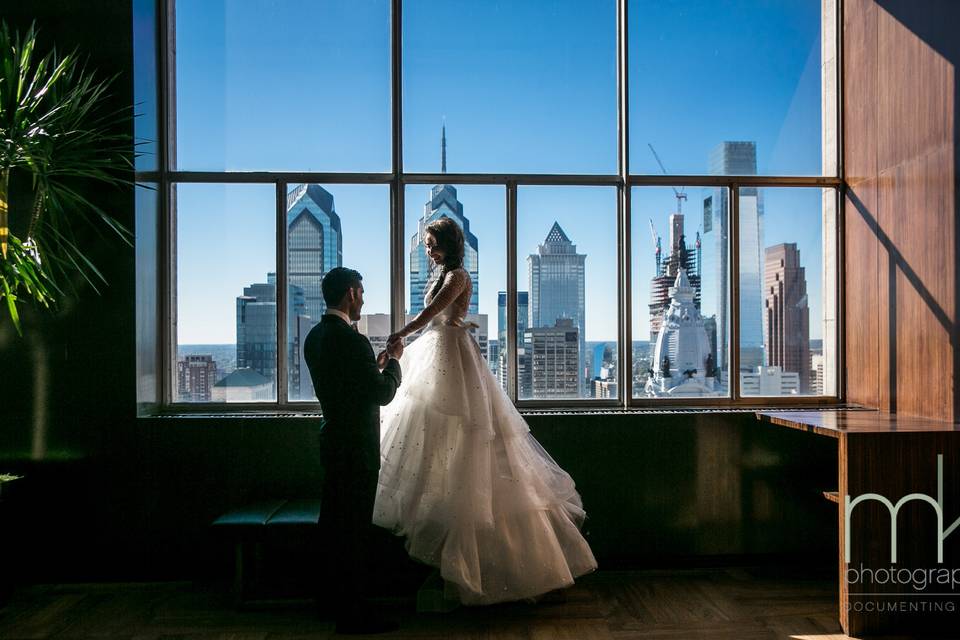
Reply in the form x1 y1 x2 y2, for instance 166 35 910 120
374 322 597 605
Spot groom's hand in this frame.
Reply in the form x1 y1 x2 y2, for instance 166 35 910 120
376 350 389 369
387 340 404 360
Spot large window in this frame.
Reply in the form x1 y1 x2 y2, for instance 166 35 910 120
631 186 729 399
404 184 505 386
174 0 391 172
135 0 840 412
518 187 618 400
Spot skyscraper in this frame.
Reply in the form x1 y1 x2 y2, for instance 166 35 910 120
236 276 306 398
286 184 342 321
497 291 529 351
525 319 581 399
286 184 339 399
528 222 586 393
764 243 810 393
496 291 529 391
810 353 825 395
487 340 500 376
177 354 218 402
701 141 764 377
649 213 701 342
409 127 479 314
236 281 277 390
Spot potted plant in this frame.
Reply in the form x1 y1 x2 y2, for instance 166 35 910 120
0 21 132 335
0 473 21 499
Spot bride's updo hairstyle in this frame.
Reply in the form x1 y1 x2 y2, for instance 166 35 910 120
426 216 465 299
426 216 464 269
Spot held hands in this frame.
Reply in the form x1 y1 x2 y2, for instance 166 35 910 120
387 332 407 351
377 335 404 368
386 338 404 360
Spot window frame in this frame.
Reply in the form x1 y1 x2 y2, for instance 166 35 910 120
138 0 844 414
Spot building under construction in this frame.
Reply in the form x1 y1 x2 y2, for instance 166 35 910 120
648 213 701 342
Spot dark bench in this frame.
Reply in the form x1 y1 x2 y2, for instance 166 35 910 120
211 498 322 607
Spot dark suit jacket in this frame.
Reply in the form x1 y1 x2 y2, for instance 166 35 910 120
303 314 402 471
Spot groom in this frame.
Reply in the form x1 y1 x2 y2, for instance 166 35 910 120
304 267 403 635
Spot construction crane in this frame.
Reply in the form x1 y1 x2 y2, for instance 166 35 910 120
647 143 687 214
648 218 662 273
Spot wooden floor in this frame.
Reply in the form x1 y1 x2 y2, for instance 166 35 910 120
0 567 934 639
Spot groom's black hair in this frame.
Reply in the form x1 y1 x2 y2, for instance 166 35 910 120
322 267 363 306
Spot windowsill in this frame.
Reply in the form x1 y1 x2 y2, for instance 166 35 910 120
144 403 862 419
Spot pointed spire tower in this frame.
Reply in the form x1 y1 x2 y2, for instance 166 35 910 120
408 123 480 314
441 120 447 174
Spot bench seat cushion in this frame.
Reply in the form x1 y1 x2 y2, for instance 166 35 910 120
265 499 322 526
211 499 287 529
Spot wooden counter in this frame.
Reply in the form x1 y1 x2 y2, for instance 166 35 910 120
756 410 960 636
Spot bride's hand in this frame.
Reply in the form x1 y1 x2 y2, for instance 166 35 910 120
387 332 403 346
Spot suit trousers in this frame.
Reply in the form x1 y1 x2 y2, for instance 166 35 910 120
319 447 379 613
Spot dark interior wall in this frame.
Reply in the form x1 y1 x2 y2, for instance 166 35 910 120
843 0 960 419
0 0 835 585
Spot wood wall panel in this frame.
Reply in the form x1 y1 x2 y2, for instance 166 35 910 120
876 169 894 413
843 0 877 185
881 148 955 417
876 5 953 171
842 432 960 635
843 0 958 420
843 181 880 408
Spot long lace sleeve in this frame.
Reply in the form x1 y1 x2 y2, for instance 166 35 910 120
401 268 469 336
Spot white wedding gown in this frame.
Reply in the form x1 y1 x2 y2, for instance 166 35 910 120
374 268 597 605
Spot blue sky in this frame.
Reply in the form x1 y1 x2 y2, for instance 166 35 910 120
170 0 826 345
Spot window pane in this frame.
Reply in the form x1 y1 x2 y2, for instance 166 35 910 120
175 183 276 403
629 1 824 175
739 187 836 396
403 185 504 379
136 183 159 410
632 187 729 398
133 0 158 171
174 0 390 171
518 187 618 400
403 0 616 174
288 184 389 402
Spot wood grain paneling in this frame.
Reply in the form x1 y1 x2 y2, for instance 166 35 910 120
843 0 878 185
843 432 960 635
843 0 959 420
844 180 880 409
877 168 894 413
876 4 953 171
883 147 956 418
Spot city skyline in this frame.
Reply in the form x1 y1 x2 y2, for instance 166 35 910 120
176 171 826 348
172 0 827 398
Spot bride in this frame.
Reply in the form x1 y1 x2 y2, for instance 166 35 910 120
374 216 597 605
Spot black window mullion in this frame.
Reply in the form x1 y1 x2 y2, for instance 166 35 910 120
276 181 288 406
617 0 630 406
506 182 519 403
729 185 741 402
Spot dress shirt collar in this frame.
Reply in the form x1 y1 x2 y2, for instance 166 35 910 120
324 309 352 325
